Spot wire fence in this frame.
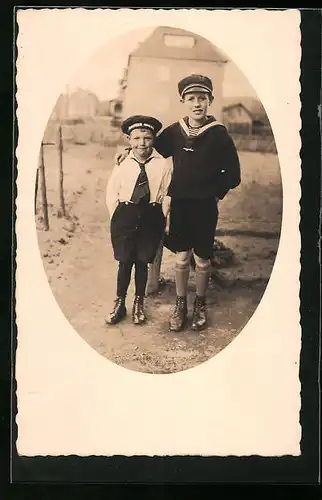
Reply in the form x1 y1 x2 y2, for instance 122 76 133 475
43 118 277 153
230 132 277 154
36 120 279 292
35 124 67 231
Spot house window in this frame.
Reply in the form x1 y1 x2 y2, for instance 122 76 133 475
163 34 195 48
156 65 171 82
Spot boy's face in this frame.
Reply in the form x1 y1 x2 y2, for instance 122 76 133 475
182 92 213 122
128 128 154 160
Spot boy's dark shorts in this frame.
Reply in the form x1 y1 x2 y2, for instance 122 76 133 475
111 202 165 263
164 196 219 260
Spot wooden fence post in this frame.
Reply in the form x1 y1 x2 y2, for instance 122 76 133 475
58 124 66 217
39 142 49 231
34 167 39 214
146 239 164 295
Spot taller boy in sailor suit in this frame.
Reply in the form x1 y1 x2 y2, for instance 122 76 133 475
105 115 172 326
116 75 241 333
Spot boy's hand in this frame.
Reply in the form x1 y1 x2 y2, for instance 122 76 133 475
165 213 170 234
114 148 130 165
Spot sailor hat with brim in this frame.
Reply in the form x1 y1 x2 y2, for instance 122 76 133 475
178 74 213 98
121 115 163 135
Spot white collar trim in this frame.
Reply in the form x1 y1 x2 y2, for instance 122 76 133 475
179 118 225 137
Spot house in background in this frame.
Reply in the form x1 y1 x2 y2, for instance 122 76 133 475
121 26 228 127
50 87 100 121
45 87 124 146
222 96 272 135
97 98 123 126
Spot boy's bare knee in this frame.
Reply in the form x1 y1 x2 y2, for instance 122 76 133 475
194 255 211 270
176 251 191 269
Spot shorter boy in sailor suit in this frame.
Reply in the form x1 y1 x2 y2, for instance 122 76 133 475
105 115 172 326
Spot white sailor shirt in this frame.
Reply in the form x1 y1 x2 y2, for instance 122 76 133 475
106 149 173 219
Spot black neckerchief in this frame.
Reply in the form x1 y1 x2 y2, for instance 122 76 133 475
130 156 153 204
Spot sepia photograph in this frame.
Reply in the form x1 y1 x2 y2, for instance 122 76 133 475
35 24 282 374
15 8 302 460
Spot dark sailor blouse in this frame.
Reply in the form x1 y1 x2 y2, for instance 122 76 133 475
155 116 241 200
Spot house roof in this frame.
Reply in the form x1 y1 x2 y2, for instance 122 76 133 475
130 26 228 63
67 87 100 103
222 96 269 123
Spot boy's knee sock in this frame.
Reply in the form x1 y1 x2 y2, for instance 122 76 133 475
175 262 190 297
134 261 148 296
117 262 133 297
195 261 211 297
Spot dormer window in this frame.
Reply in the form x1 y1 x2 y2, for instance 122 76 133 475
163 34 195 48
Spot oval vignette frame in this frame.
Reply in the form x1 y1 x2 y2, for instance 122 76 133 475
35 25 283 375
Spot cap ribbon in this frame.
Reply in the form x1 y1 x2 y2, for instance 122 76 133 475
181 83 212 97
128 123 155 132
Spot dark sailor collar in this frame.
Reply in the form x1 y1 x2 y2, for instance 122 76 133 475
179 116 224 137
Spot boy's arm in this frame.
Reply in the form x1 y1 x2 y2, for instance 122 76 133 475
106 164 121 218
215 127 241 200
154 126 174 159
114 145 131 165
161 161 173 216
161 161 173 234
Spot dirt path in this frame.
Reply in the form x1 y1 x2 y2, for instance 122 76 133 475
36 144 281 374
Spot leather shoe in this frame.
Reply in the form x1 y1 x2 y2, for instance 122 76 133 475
191 296 207 331
169 296 187 332
132 296 146 325
105 297 126 325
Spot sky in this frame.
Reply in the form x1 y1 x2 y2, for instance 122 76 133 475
68 27 257 101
